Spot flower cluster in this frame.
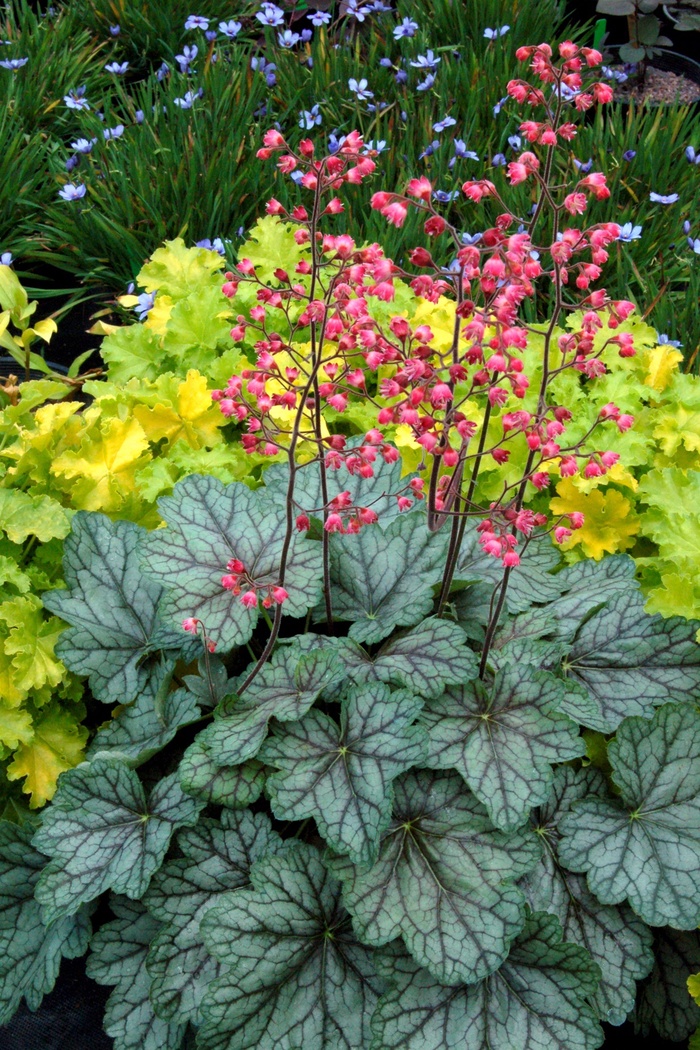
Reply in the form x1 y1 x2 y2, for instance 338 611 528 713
220 558 289 608
211 42 637 577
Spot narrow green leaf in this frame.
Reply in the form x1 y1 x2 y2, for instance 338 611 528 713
199 843 383 1050
328 770 538 985
559 704 700 928
421 667 584 831
261 684 427 866
33 759 203 923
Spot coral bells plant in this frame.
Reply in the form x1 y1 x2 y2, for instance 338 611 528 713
212 41 637 677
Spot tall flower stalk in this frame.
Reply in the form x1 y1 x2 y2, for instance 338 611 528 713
209 41 638 685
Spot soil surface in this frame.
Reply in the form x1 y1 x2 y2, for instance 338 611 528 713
614 64 700 104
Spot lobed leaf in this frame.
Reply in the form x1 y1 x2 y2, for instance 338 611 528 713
559 704 700 928
86 896 185 1050
329 770 538 985
421 666 584 831
323 512 449 645
369 911 604 1050
199 842 383 1050
179 737 265 810
524 766 654 1024
144 811 284 1027
33 758 203 923
636 928 700 1041
261 683 427 866
42 513 184 705
139 474 323 652
0 822 91 1025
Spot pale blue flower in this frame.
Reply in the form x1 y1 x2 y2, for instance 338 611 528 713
175 44 198 71
256 3 285 26
1 252 13 266
433 189 460 202
63 86 89 110
573 157 592 173
174 91 198 109
195 237 225 255
690 238 700 254
492 153 507 166
394 17 418 38
507 134 522 151
135 110 144 123
348 77 373 100
0 57 28 70
410 50 440 70
65 155 79 172
219 19 242 37
156 61 169 80
365 139 387 153
617 222 642 242
103 124 124 139
58 183 86 201
70 137 96 154
184 15 209 30
483 25 509 39
109 24 120 35
278 29 300 47
686 146 700 165
134 291 155 319
299 104 322 129
657 332 683 347
650 192 679 204
492 96 508 116
309 11 331 25
622 149 636 161
416 73 435 92
104 61 128 74
344 0 371 21
433 115 456 133
419 139 440 159
461 232 482 245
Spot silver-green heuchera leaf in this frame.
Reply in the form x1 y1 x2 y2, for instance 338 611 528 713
260 683 427 867
42 513 186 704
635 928 700 1042
328 769 538 986
562 591 700 732
88 659 199 766
144 811 284 1027
454 526 563 613
421 666 584 831
179 736 265 809
33 758 203 923
200 641 346 767
559 703 700 928
335 617 478 699
0 822 91 1025
139 474 323 652
199 842 383 1050
523 766 654 1024
86 896 185 1050
263 442 414 528
369 911 604 1050
321 511 449 644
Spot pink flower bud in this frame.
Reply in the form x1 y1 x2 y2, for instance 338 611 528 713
397 496 413 511
370 191 392 210
554 526 572 544
406 176 432 201
569 512 585 528
502 551 521 567
271 586 289 604
240 590 258 608
601 451 620 468
296 514 310 531
583 460 604 478
324 513 344 533
182 617 199 633
617 414 634 432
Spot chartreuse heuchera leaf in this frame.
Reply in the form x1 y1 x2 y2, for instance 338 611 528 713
200 640 345 767
140 474 323 651
323 512 449 644
33 758 203 923
199 842 383 1050
370 911 604 1050
0 822 91 1024
421 666 584 831
143 811 284 1027
86 895 185 1050
524 767 654 1024
42 513 185 705
559 703 700 928
329 770 538 985
260 683 427 866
